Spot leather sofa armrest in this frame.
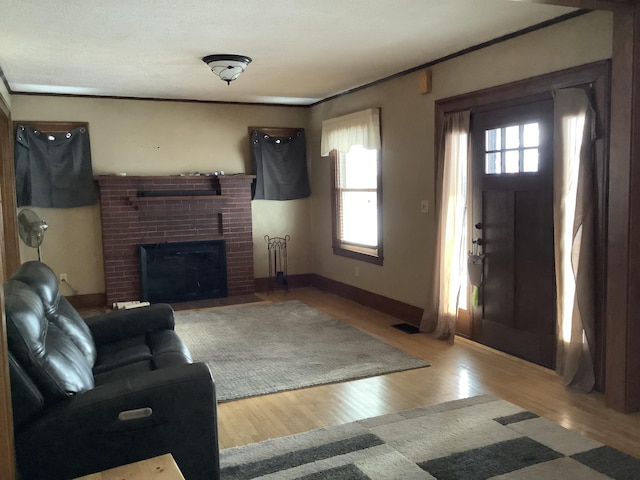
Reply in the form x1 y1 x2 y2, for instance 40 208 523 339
15 362 219 480
84 303 175 345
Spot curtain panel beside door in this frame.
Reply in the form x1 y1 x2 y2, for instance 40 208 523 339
421 110 470 341
424 93 597 391
553 88 597 392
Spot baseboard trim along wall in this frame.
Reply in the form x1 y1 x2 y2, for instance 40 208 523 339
254 274 423 326
309 275 423 326
253 274 315 292
70 274 424 326
66 293 107 310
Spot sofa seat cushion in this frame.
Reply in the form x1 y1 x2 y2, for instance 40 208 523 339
93 335 152 374
93 330 192 377
93 360 154 385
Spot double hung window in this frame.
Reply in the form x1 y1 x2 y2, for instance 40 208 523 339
331 145 382 262
321 109 383 264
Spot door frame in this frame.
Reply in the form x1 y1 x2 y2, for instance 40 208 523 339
0 93 17 479
435 60 610 391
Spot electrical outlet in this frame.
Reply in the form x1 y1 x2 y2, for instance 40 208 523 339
420 200 429 214
59 273 68 282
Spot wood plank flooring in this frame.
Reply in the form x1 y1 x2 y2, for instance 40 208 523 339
216 287 640 459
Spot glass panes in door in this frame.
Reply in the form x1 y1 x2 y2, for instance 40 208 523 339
485 122 539 175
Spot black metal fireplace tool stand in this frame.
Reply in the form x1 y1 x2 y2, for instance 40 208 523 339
265 235 289 294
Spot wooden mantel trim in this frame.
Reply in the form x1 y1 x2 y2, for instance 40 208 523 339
96 174 256 180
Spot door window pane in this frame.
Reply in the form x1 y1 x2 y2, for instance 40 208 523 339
523 148 539 172
486 128 501 151
523 123 539 147
505 150 519 173
484 122 540 175
505 125 520 149
485 152 502 174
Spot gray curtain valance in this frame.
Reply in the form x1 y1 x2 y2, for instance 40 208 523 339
15 125 98 208
251 129 310 201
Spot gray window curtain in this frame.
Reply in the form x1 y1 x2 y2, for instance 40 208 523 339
552 88 596 392
251 129 310 200
15 125 98 208
420 111 471 341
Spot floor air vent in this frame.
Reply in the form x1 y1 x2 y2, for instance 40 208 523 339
392 323 421 334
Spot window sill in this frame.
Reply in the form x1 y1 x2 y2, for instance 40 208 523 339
332 244 383 266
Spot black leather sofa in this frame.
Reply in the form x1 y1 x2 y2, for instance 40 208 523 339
5 261 219 480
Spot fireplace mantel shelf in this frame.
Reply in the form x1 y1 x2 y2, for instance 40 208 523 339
128 194 230 204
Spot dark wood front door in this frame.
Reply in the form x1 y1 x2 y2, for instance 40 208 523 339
471 99 556 369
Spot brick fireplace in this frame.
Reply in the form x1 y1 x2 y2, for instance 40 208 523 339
97 175 255 306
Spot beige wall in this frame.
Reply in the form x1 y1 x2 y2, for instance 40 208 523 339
308 11 613 310
9 11 613 304
11 96 311 294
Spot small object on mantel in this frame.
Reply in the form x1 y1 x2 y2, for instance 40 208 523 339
72 453 185 479
112 300 151 310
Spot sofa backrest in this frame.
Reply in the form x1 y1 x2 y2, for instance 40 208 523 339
11 261 97 366
5 279 95 406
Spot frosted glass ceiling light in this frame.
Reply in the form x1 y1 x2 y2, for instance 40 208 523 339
202 54 252 85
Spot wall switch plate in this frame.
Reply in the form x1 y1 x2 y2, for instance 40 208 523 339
59 273 68 282
420 200 429 213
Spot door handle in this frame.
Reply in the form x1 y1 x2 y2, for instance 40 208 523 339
475 222 483 230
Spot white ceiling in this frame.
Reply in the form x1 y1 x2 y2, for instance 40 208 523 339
0 1 576 106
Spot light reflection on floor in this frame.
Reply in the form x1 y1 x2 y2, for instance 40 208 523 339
458 368 471 398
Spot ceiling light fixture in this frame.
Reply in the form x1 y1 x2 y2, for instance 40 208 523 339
202 54 252 85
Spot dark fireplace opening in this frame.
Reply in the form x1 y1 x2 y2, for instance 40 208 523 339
140 240 227 303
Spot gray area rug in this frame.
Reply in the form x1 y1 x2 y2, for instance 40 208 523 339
220 395 640 479
174 301 429 402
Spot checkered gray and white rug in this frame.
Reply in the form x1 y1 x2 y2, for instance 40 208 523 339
220 395 639 479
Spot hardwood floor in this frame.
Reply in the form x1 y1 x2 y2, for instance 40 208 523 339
216 287 640 459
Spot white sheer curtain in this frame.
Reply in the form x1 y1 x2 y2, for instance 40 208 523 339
320 108 381 156
421 111 470 341
553 88 596 392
